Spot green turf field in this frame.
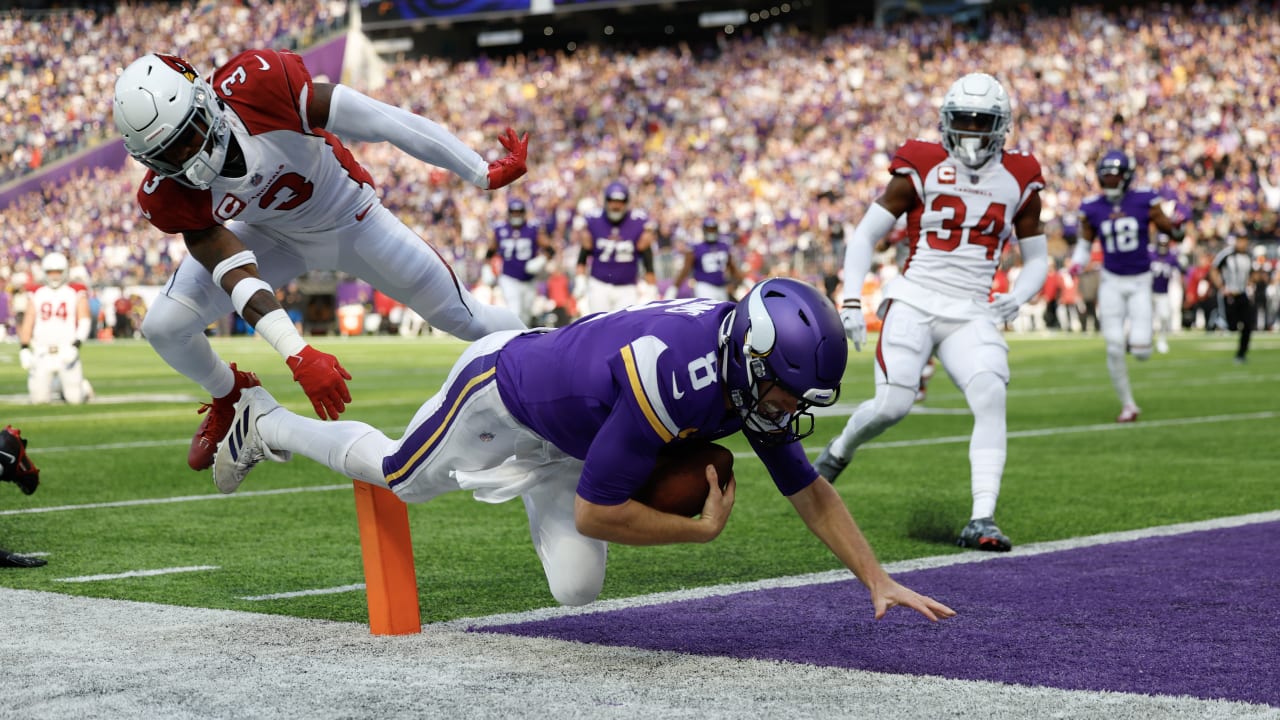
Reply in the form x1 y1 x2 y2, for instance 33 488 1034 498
1 331 1276 624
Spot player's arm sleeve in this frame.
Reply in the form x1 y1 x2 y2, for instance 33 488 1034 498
325 85 488 188
841 202 898 304
1070 236 1092 268
639 245 654 273
1009 234 1049 304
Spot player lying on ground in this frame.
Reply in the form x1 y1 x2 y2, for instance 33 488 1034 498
215 278 955 621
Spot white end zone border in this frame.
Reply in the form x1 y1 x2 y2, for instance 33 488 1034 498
3 511 1278 720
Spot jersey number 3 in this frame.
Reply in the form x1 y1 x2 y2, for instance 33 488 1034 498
925 197 1007 260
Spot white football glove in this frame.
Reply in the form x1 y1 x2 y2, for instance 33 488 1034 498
840 306 867 352
19 347 33 370
989 293 1021 323
572 274 588 299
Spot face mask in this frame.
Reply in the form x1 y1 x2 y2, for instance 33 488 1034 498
182 115 229 189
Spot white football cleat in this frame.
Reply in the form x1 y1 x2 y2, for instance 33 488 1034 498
1116 403 1141 424
1155 338 1169 355
212 387 290 494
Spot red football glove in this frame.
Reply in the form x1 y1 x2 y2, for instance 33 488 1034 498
285 345 352 420
486 127 529 189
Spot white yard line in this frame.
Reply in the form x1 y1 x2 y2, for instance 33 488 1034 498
0 483 351 516
239 584 367 601
53 565 220 583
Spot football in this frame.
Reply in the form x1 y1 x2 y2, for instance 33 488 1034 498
633 441 734 517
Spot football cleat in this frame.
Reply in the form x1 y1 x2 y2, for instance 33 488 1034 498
956 517 1012 552
1155 338 1170 355
188 363 262 471
212 387 290 494
1116 403 1141 423
813 439 852 484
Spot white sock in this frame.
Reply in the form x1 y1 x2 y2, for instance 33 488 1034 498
1106 347 1134 407
965 373 1007 520
257 411 392 487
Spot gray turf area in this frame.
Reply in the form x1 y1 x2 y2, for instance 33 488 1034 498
3 587 1276 720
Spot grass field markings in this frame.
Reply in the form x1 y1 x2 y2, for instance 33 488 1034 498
0 483 350 516
238 583 368 601
7 407 207 425
53 565 220 583
7 410 1275 518
800 409 1279 453
451 508 1280 631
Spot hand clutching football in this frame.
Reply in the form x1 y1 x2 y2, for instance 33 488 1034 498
633 441 735 517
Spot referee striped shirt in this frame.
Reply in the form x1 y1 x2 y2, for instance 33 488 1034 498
1213 247 1252 294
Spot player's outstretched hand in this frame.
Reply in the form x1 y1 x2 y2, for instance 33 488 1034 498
870 577 956 622
286 345 352 420
486 127 529 189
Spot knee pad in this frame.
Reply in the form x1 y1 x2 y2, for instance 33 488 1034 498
871 384 917 428
547 572 604 607
964 372 1007 419
140 295 204 347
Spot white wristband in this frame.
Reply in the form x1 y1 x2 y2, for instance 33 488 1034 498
254 309 307 358
230 276 274 316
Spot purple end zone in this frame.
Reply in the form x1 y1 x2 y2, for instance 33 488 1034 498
476 521 1280 706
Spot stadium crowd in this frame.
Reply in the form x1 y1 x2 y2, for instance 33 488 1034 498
0 0 347 185
2 0 1279 339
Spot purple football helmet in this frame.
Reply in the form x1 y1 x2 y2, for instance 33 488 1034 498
508 198 526 226
603 181 629 222
718 278 846 444
1096 150 1134 203
702 216 720 243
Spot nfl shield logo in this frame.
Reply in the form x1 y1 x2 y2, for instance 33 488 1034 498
250 173 262 187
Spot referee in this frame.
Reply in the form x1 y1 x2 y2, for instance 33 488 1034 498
1211 235 1255 363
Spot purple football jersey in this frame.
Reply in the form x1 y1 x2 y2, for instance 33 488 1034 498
1078 189 1162 276
583 210 651 285
494 298 818 505
1149 249 1185 294
692 240 733 286
494 220 542 281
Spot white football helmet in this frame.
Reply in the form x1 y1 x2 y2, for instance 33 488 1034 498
113 53 231 189
939 73 1011 169
41 252 69 288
